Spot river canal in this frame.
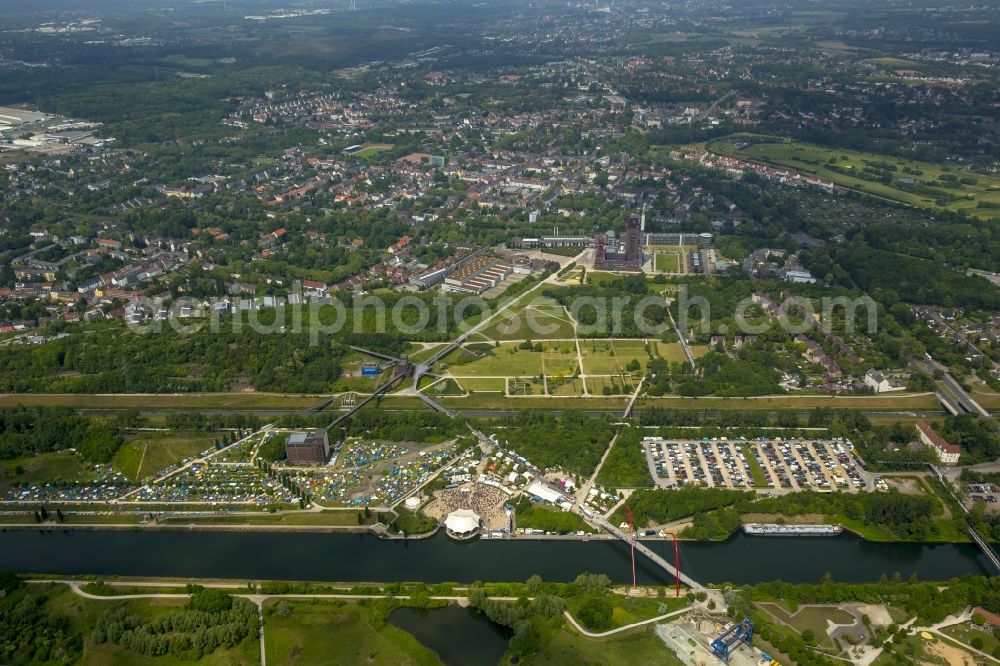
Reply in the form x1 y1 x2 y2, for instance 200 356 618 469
0 530 993 584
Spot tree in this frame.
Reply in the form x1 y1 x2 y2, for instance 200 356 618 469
510 619 540 657
576 596 613 631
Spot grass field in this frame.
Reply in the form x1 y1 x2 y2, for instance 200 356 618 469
407 344 449 363
581 340 646 375
758 603 854 648
586 375 633 396
479 298 577 341
741 445 770 488
161 509 381 526
351 143 393 158
585 272 621 286
1 450 98 486
113 432 217 481
39 583 260 666
708 135 1000 220
530 624 684 666
940 621 1000 657
264 600 441 666
633 392 939 411
0 392 323 410
654 252 681 273
453 377 506 393
550 377 585 397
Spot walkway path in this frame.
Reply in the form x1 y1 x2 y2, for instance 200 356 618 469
576 432 619 505
562 605 692 638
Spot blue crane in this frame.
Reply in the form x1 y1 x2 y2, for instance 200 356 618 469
710 617 753 663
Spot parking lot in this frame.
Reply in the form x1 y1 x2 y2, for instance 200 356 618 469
968 483 999 507
644 437 864 492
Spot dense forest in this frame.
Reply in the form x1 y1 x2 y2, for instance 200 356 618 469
619 487 947 541
0 406 123 463
0 574 80 665
804 245 1000 311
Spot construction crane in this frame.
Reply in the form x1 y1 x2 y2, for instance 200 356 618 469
710 617 753 663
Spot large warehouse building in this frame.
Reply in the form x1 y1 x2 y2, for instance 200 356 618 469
0 107 48 127
285 430 330 465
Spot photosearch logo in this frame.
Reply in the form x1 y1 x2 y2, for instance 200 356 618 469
123 282 879 342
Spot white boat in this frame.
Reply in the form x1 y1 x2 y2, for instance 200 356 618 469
742 523 843 537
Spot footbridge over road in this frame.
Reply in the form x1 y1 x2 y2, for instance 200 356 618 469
348 345 405 365
320 373 409 431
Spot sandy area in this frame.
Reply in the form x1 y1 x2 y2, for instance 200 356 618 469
853 603 894 627
926 638 977 666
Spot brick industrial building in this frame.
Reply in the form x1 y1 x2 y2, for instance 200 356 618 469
594 216 642 272
285 430 330 465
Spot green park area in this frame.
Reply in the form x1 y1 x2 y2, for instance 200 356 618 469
654 252 680 273
113 432 217 481
479 298 577 341
0 392 323 410
437 337 703 398
264 600 440 666
5 582 261 666
514 497 596 534
352 143 393 159
707 135 1000 220
757 603 855 649
1 449 99 487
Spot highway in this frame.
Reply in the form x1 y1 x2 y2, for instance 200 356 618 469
921 356 991 418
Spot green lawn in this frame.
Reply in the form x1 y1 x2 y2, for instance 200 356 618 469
585 375 632 396
708 135 1000 221
454 377 507 393
740 445 770 488
654 253 681 273
550 377 586 396
480 299 577 341
353 143 393 158
581 340 649 376
161 510 381 527
0 393 323 410
39 583 260 666
113 432 216 481
444 344 544 376
585 272 621 286
757 603 854 648
516 502 595 533
565 595 688 632
2 450 98 485
940 621 1000 656
407 344 449 363
659 342 707 364
264 599 441 666
521 623 684 665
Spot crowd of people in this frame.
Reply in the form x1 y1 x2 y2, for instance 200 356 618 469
432 483 510 529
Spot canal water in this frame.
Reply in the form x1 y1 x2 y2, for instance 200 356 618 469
0 530 992 584
389 606 511 666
